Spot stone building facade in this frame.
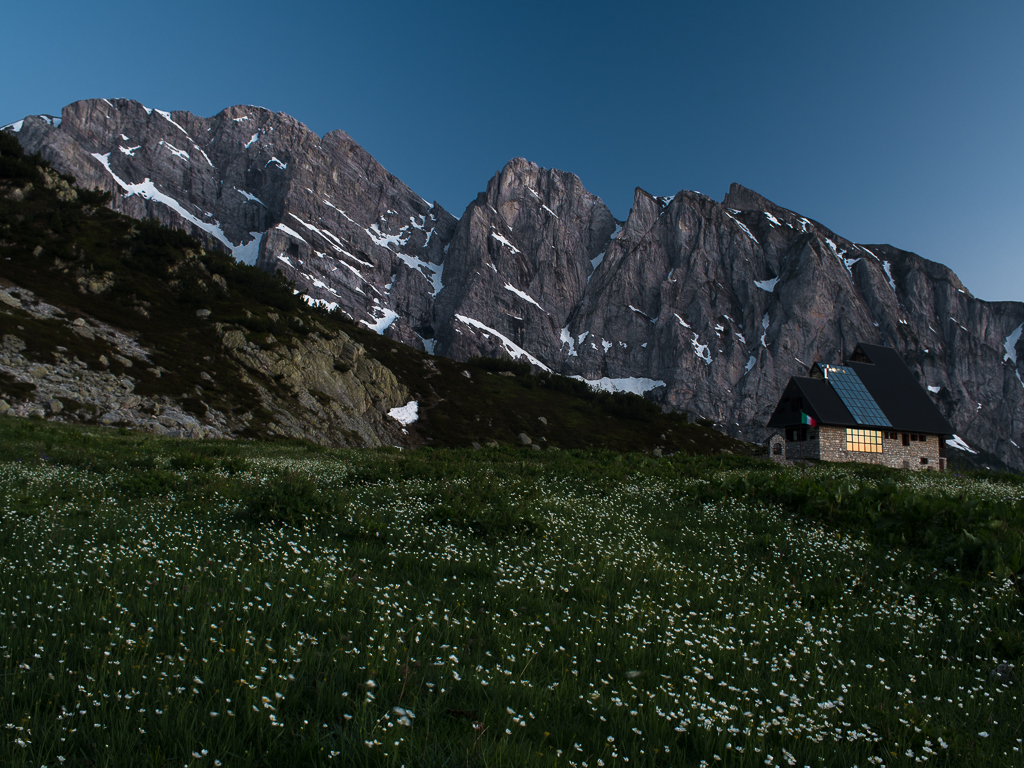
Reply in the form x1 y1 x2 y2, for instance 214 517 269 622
770 426 946 471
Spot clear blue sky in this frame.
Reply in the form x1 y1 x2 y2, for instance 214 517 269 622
3 1 1022 302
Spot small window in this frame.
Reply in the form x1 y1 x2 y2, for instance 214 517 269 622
902 433 910 446
920 457 929 465
773 443 782 456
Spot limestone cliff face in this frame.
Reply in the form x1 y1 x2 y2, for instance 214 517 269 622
11 100 457 351
553 185 1024 468
432 157 616 365
433 176 1024 469
10 101 1024 468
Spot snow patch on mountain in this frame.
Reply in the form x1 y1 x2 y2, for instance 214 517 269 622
455 315 550 371
1003 324 1022 364
91 152 234 252
559 327 577 357
504 283 545 312
691 333 712 365
882 261 897 293
361 307 399 334
724 212 758 244
274 223 309 245
388 400 419 426
946 434 977 454
394 252 444 297
489 231 521 254
232 232 265 265
234 188 265 206
154 109 191 139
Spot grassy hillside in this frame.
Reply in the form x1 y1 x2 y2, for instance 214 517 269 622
0 417 1021 767
346 328 745 453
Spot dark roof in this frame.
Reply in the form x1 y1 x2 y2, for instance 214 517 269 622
766 377 858 428
767 343 953 435
847 343 953 434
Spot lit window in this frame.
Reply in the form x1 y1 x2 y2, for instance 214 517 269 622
846 428 882 453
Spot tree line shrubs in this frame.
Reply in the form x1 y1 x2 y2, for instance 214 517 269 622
466 356 667 423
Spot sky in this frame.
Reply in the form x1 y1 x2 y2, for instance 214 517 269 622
3 1 1022 302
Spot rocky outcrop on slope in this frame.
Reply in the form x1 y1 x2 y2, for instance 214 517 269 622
0 286 215 437
9 101 1024 468
0 283 409 447
212 317 410 446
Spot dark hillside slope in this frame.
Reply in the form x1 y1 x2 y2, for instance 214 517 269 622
0 131 411 447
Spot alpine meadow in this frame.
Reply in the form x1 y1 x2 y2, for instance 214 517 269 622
0 418 1021 767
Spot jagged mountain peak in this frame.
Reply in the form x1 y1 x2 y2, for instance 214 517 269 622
723 182 777 212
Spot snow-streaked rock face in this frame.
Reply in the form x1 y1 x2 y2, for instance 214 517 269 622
12 99 458 350
557 183 1024 469
12 101 1024 469
432 157 616 363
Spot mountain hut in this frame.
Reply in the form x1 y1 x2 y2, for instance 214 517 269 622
766 343 953 471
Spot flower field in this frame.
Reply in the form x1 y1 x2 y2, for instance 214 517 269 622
0 418 1021 767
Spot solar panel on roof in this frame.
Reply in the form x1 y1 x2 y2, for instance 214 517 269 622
822 365 892 427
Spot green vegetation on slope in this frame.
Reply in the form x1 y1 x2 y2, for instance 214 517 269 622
344 326 746 453
0 417 1021 767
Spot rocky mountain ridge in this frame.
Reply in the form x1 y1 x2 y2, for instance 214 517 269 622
8 99 1024 469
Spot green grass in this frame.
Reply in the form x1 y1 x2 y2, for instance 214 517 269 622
0 417 1021 767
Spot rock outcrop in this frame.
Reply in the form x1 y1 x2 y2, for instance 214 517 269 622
9 100 1024 469
0 283 408 447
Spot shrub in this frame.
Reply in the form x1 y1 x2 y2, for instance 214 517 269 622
466 355 533 376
